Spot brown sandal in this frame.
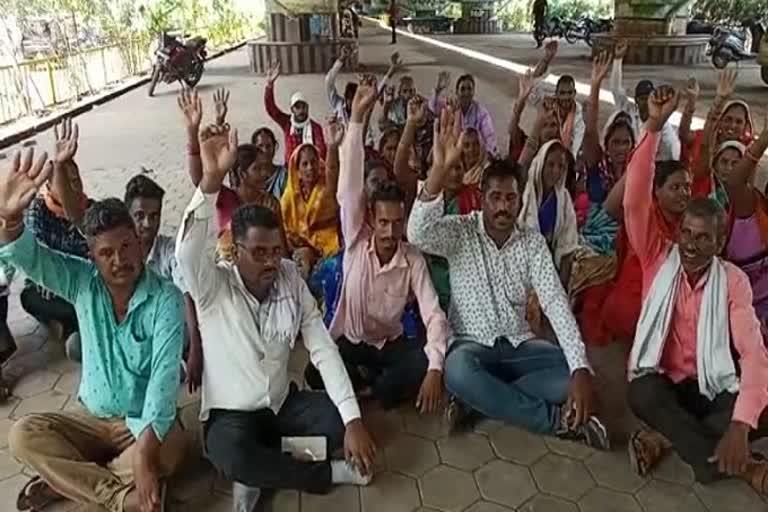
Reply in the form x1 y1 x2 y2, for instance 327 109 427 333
16 476 62 511
745 461 768 497
628 428 672 477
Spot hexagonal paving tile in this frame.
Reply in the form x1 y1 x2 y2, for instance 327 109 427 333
530 453 595 501
578 487 642 512
0 397 20 419
180 492 232 512
361 472 420 512
584 450 648 493
475 460 536 509
401 407 449 440
693 479 768 512
303 485 360 512
12 390 69 418
518 494 577 512
167 462 214 504
0 473 30 506
437 433 494 471
53 370 81 395
271 489 300 512
419 465 479 512
384 433 440 478
489 426 548 465
652 453 695 485
464 501 514 512
0 418 15 449
474 418 504 437
635 480 706 512
13 370 60 399
0 449 23 481
364 404 405 447
543 436 595 460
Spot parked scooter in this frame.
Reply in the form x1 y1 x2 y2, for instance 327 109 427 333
708 25 754 69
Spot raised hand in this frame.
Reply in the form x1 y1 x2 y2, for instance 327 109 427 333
383 84 396 105
0 149 52 221
716 69 738 99
685 77 700 104
389 51 402 69
351 73 378 120
614 40 628 60
53 118 79 164
544 40 559 61
433 104 464 170
591 51 612 85
647 85 680 132
178 88 202 129
198 124 238 193
518 69 535 100
340 44 353 62
266 60 281 84
406 96 428 126
213 88 230 125
326 115 345 147
436 71 451 92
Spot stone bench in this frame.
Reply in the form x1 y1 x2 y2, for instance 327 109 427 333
453 17 499 34
404 16 454 34
591 33 710 66
247 38 359 75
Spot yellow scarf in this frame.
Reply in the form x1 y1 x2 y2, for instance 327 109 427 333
280 143 340 258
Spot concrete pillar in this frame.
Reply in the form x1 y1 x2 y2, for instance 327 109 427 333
614 0 693 37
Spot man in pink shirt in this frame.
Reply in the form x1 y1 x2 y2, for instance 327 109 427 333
304 76 449 413
624 86 768 494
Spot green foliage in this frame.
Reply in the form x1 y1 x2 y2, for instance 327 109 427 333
496 0 613 31
693 0 768 23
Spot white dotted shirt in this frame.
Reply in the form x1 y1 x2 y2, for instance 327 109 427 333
407 194 590 373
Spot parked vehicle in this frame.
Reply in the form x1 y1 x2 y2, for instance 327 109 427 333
708 25 754 69
758 34 768 85
535 16 568 46
563 16 613 47
148 32 207 97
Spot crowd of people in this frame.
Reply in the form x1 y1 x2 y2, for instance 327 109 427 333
0 38 767 512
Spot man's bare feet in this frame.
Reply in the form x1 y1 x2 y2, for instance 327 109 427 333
743 460 768 497
16 476 63 511
628 427 672 476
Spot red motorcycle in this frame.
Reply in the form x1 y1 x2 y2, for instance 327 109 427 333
148 32 207 97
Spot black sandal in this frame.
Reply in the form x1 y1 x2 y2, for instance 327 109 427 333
16 476 61 511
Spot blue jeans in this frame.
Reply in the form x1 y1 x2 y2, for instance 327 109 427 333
444 337 570 434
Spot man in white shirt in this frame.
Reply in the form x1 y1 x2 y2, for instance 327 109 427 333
176 124 377 509
609 42 680 161
407 107 609 449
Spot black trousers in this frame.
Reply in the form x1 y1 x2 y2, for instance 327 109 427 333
205 386 345 494
305 336 428 409
628 374 767 483
533 9 546 44
0 295 15 358
20 284 78 338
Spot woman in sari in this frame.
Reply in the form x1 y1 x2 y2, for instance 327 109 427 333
281 141 341 277
460 127 489 187
680 70 755 208
250 127 288 199
378 127 401 169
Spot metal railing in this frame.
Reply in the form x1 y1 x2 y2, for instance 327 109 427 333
0 40 154 126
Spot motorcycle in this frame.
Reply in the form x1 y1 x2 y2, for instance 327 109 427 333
565 17 613 47
148 32 207 97
708 25 754 69
535 16 568 46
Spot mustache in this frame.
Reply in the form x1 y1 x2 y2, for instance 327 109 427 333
494 211 512 219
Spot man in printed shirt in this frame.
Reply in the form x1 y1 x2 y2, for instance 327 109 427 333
623 86 768 494
1 149 187 512
407 106 609 449
176 123 377 511
304 76 449 413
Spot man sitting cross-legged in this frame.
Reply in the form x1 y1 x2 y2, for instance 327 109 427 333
304 75 449 414
175 123 377 511
2 149 188 512
407 106 609 449
623 85 768 495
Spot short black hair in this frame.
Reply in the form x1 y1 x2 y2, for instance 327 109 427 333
369 182 405 209
251 127 278 147
83 198 135 239
365 158 389 179
231 144 266 188
604 118 636 148
684 197 726 234
231 204 281 243
556 75 575 89
124 174 165 207
481 159 521 192
456 74 475 91
653 160 687 189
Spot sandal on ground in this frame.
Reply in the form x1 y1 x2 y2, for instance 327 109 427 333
628 428 672 477
16 476 62 511
745 461 768 497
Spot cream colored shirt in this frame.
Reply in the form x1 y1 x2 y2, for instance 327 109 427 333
176 188 361 424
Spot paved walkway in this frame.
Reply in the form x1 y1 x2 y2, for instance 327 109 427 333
0 24 766 512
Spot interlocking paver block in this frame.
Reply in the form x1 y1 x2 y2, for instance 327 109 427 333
401 407 450 441
384 432 440 478
489 426 548 465
464 501 514 512
578 487 643 512
543 436 595 460
475 460 536 509
693 479 768 512
0 448 23 480
652 453 695 485
361 472 420 512
437 433 494 471
12 390 69 418
635 480 706 512
530 453 595 501
303 485 360 512
419 465 479 512
519 494 577 512
585 449 648 493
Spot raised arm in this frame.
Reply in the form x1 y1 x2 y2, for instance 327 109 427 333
624 86 679 263
430 71 451 115
584 52 612 168
678 77 700 148
0 149 90 302
178 88 204 186
728 115 768 204
325 53 346 109
394 97 427 213
51 119 87 227
176 124 238 308
264 61 291 127
518 100 556 175
694 70 737 180
325 117 342 203
508 70 534 158
532 40 558 78
608 41 630 112
337 75 378 245
477 104 499 157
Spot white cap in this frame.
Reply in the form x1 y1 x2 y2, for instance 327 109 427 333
290 92 307 108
